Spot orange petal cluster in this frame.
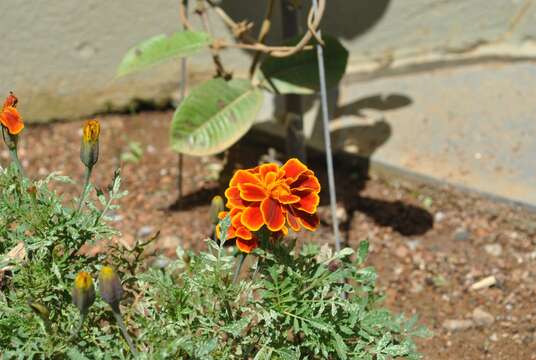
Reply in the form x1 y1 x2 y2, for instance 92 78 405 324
218 158 320 253
0 92 24 135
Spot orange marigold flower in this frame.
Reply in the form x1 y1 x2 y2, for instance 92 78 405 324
0 92 24 135
224 158 321 235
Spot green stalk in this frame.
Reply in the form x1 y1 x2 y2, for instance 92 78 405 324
71 312 87 339
233 253 247 284
76 166 92 213
8 148 24 178
113 310 138 356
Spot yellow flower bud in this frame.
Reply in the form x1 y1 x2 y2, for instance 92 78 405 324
72 271 96 315
209 195 225 225
98 266 123 313
80 119 100 169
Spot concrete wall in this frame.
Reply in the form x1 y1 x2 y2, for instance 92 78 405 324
2 0 536 121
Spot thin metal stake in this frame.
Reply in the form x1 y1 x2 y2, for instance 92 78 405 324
312 0 342 251
177 0 188 204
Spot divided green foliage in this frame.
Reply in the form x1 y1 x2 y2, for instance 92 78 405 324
136 237 428 359
260 34 349 95
0 165 428 358
117 31 212 77
170 78 264 156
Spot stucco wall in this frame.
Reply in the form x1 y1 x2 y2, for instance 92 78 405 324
1 0 536 121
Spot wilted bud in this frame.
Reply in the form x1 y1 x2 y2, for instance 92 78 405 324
98 266 123 312
27 300 50 322
209 195 225 225
72 272 96 315
80 119 100 169
1 92 24 150
0 92 24 137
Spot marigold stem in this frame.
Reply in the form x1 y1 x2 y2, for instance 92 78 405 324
233 253 247 284
9 148 25 178
113 310 138 356
76 166 92 213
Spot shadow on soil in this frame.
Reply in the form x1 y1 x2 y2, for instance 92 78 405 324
169 121 433 239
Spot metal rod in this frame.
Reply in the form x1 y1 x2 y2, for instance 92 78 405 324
312 0 342 251
177 0 189 204
281 0 306 161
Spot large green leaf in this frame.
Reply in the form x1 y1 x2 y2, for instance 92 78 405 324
260 35 349 94
117 31 211 76
170 78 263 156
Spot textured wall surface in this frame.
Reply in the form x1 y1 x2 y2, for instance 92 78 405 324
1 0 536 121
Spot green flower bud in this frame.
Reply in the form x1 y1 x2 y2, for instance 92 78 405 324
209 195 225 225
80 119 100 169
1 125 18 151
72 271 96 315
98 266 123 312
27 300 50 321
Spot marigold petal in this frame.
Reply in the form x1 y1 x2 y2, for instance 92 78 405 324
231 213 242 228
0 107 24 135
296 191 320 214
235 226 252 240
225 187 247 209
258 163 279 179
277 193 301 204
264 171 277 185
295 210 320 231
236 238 258 253
282 158 308 181
3 93 18 109
260 197 285 231
291 173 321 192
241 206 264 231
238 183 267 202
225 187 240 200
230 170 262 187
286 209 301 231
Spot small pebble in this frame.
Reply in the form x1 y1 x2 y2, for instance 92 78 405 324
443 319 474 332
453 227 471 241
470 275 496 290
137 226 154 239
434 211 446 223
484 243 502 257
472 308 495 327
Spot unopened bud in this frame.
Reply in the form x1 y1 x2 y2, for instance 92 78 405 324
98 266 123 312
72 272 96 315
80 119 100 169
209 195 225 225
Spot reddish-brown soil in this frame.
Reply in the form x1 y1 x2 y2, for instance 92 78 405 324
5 111 536 360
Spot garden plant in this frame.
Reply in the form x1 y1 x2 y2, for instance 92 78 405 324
0 93 428 358
117 0 349 158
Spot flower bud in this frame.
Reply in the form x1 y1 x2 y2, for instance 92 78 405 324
1 125 18 150
72 271 96 315
80 119 100 169
209 195 225 225
27 300 50 322
98 266 123 312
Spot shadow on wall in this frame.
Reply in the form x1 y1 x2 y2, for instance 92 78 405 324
219 0 391 41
